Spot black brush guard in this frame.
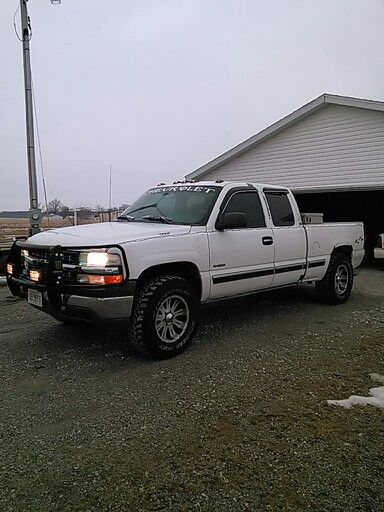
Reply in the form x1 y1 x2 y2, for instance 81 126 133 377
6 241 136 321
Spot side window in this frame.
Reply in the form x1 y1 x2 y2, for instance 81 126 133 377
224 192 266 228
265 192 294 226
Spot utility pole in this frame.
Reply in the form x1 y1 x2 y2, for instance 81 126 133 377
20 0 42 235
109 164 112 221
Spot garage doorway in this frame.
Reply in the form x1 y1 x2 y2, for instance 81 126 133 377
294 190 384 262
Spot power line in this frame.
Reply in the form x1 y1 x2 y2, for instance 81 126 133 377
13 3 22 41
31 74 50 226
13 2 32 42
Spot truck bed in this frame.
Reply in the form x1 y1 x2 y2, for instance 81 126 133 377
304 222 364 279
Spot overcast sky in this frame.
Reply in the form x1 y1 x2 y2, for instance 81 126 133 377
1 0 384 210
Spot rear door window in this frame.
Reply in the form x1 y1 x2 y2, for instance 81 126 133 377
265 192 295 226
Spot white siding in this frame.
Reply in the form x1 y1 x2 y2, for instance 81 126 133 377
204 105 384 191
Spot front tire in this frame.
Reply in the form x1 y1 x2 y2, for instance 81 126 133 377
316 254 353 304
130 275 199 358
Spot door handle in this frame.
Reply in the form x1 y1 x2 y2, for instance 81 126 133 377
262 236 273 245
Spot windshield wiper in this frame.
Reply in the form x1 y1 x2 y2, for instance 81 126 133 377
116 215 135 221
141 215 173 224
126 204 158 215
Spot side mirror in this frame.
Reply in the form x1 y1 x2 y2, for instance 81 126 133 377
216 212 247 231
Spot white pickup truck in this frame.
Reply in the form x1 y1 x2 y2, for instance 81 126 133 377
7 181 364 358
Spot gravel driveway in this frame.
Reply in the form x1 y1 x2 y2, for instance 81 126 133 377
1 263 383 511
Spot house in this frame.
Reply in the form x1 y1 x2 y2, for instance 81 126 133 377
186 94 384 258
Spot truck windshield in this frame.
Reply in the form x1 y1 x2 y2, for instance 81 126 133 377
119 185 221 225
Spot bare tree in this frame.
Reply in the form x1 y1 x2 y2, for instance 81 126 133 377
48 198 63 215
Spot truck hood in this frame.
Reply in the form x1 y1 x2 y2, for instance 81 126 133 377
26 221 191 247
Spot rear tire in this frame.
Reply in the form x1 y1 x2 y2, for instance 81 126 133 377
130 275 199 358
315 253 353 304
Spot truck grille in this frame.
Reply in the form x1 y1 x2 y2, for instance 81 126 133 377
18 247 80 284
24 249 50 270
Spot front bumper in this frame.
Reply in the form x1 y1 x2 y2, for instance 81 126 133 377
6 241 136 323
7 275 136 322
65 294 133 320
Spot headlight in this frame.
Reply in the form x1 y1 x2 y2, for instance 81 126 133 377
77 249 124 285
79 251 121 268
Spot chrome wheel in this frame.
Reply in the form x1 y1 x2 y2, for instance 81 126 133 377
334 264 349 295
155 295 189 344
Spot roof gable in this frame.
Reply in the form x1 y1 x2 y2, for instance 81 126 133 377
186 94 384 180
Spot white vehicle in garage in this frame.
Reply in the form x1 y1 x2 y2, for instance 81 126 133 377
7 181 365 358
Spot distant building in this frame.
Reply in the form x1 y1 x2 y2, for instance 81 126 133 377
0 211 30 219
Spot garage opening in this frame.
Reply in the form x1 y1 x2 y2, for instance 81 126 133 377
294 190 384 262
